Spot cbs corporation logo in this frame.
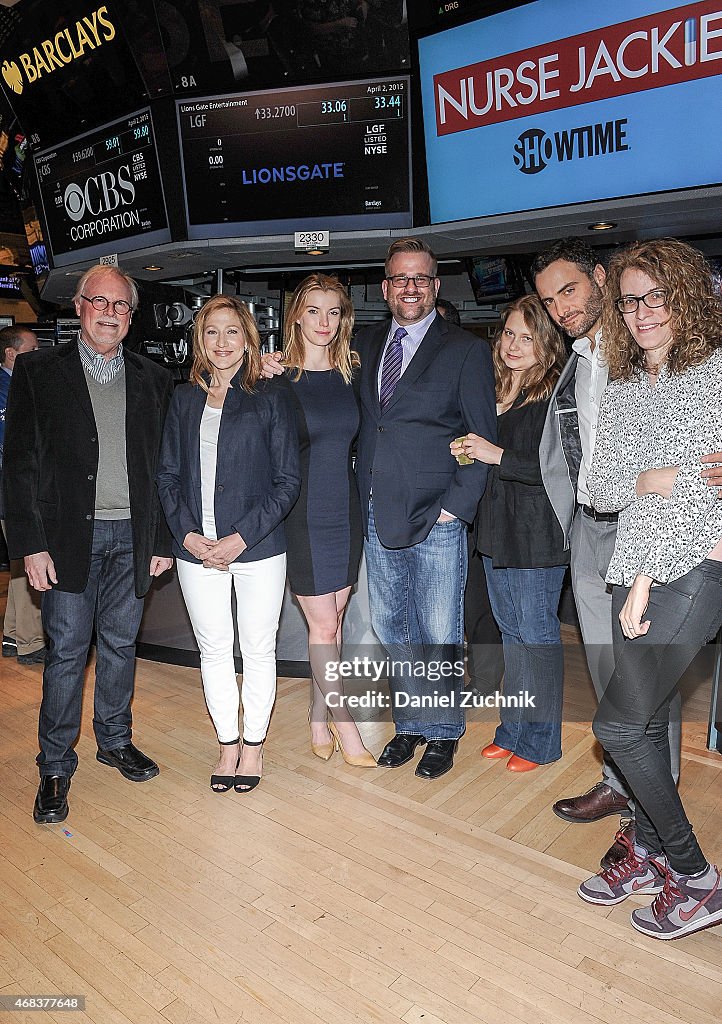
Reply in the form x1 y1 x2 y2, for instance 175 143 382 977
2 60 23 95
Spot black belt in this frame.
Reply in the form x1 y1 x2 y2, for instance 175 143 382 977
581 505 618 524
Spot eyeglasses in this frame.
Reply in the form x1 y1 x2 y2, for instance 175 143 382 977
615 289 668 315
81 294 133 316
384 274 435 289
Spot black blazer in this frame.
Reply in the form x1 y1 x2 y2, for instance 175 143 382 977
156 373 300 563
475 394 569 569
354 314 496 548
3 341 173 596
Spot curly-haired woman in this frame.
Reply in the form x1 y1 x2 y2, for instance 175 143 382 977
577 238 722 939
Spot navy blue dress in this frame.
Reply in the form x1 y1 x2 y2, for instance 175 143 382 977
283 368 362 596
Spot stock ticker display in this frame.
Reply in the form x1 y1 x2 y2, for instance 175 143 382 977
177 76 413 238
34 107 170 266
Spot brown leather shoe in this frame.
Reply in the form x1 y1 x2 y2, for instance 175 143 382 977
600 820 636 870
552 782 630 822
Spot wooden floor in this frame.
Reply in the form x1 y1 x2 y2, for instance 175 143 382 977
1 595 721 1023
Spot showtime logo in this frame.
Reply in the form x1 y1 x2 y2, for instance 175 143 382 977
433 1 722 136
513 119 629 174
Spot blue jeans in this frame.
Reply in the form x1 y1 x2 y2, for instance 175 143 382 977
483 559 566 764
38 519 145 777
365 503 467 739
594 560 722 875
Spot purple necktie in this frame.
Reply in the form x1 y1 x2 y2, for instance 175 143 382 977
379 327 407 410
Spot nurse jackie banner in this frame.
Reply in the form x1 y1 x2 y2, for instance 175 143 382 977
419 0 722 222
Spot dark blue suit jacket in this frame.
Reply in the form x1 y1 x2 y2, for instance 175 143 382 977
355 313 496 548
156 373 300 563
0 365 10 520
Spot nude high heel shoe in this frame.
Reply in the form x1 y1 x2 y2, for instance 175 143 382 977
328 721 377 768
309 708 334 760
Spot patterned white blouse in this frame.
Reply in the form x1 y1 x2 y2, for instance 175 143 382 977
588 347 722 586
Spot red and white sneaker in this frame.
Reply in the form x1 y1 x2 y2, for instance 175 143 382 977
631 863 722 939
578 829 666 906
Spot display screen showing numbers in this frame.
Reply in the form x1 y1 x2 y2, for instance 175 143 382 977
33 108 170 267
176 76 412 238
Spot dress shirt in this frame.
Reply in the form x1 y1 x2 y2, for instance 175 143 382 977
571 328 608 506
376 308 437 397
78 332 125 385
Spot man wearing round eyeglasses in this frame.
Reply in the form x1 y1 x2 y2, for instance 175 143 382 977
3 264 174 824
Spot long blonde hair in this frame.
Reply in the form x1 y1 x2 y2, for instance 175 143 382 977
189 295 262 393
494 294 567 406
283 274 359 383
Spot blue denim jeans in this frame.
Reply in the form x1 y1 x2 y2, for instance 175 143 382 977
365 503 467 739
483 559 566 764
594 559 722 875
38 519 145 777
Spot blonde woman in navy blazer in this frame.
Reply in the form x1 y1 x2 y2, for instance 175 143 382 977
157 296 300 794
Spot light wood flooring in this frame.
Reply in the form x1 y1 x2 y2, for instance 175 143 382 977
1 600 721 1023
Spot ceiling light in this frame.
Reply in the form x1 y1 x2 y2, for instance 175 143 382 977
587 222 617 231
143 264 163 271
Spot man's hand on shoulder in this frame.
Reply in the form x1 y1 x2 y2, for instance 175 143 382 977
261 351 285 379
24 551 57 591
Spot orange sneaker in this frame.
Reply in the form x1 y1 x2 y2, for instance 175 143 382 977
506 754 539 772
481 743 512 759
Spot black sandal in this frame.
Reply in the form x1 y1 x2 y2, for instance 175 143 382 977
211 737 240 793
234 738 263 793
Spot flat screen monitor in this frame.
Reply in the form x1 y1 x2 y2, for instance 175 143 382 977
33 107 171 267
177 75 412 238
418 0 722 223
467 255 524 304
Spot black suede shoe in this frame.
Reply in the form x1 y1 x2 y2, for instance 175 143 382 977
415 739 458 780
377 734 426 768
33 776 70 824
96 742 159 782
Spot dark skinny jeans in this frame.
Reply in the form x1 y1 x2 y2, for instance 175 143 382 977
593 559 722 875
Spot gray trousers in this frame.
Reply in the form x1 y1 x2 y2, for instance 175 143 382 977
570 509 682 798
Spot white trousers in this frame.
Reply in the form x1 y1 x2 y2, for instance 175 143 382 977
176 553 286 744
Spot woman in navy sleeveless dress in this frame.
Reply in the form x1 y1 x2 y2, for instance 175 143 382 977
281 274 375 767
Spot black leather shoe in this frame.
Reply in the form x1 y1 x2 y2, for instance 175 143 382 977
18 646 47 665
415 739 458 780
377 734 426 768
33 776 70 824
96 742 159 782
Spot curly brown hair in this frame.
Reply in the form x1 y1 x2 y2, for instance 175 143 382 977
189 295 262 394
601 238 722 379
494 294 567 406
283 274 359 384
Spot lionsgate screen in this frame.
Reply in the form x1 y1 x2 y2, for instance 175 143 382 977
177 76 413 238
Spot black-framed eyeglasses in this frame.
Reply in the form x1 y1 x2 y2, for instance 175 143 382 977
384 274 435 289
81 294 133 316
615 289 668 315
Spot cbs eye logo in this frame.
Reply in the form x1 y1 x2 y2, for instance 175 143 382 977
2 60 23 95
